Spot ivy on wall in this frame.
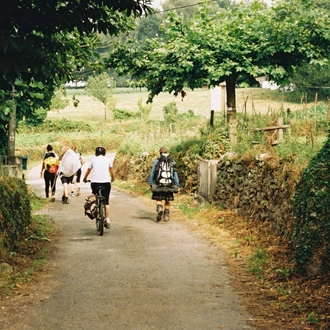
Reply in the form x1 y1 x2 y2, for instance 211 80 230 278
292 131 330 275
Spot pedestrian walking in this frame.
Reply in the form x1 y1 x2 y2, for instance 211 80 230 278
40 144 59 202
70 146 85 197
58 146 81 204
149 147 180 222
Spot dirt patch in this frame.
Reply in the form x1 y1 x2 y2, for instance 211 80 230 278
183 204 330 330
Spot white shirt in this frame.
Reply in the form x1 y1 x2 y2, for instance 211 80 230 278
88 155 113 183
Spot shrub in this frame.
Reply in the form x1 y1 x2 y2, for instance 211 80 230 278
292 130 330 275
113 108 139 120
18 118 93 134
0 176 32 251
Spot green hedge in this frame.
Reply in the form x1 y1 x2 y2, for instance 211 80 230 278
0 176 32 251
292 130 330 275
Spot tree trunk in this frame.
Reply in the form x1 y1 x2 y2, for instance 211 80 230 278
225 75 237 147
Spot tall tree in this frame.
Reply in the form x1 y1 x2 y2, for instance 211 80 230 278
85 73 116 122
106 0 330 145
0 0 153 154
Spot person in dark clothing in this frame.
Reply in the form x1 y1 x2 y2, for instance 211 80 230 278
40 144 58 201
149 147 180 222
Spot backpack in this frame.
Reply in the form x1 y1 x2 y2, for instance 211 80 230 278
152 154 178 192
44 155 59 173
84 195 97 220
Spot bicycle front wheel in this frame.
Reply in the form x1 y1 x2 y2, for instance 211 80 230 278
99 202 105 236
95 216 100 231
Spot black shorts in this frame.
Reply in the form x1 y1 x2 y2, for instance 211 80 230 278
61 175 74 184
76 168 82 182
91 182 111 205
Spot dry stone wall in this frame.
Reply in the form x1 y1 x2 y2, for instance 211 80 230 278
114 151 300 241
213 156 299 240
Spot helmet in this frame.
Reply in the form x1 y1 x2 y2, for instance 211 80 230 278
95 146 106 156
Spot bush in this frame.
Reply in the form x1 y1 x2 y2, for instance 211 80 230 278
113 108 139 120
292 130 330 275
18 118 93 133
0 176 32 251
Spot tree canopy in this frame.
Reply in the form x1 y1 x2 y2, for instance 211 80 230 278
106 0 330 143
0 0 153 154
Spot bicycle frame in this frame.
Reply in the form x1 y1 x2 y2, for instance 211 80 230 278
95 186 106 236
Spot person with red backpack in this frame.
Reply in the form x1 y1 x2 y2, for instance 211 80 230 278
40 144 58 202
149 147 180 222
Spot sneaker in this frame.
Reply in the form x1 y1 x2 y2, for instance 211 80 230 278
62 195 65 202
70 192 75 197
156 205 163 222
62 197 69 204
105 220 110 229
51 194 55 202
76 188 80 196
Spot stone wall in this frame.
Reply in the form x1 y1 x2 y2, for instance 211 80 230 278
114 151 300 241
213 155 299 240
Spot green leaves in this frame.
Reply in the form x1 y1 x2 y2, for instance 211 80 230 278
0 1 153 153
292 131 330 275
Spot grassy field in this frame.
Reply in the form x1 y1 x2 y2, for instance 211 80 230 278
18 86 323 166
48 87 303 122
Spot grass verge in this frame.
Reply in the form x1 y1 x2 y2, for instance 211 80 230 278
0 194 58 297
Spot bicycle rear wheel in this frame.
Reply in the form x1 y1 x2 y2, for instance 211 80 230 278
98 202 105 236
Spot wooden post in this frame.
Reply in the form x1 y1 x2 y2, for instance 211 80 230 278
314 93 318 134
287 108 291 136
8 86 16 157
278 117 284 142
210 110 214 127
286 108 291 124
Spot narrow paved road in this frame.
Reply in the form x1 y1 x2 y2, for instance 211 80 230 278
3 157 254 329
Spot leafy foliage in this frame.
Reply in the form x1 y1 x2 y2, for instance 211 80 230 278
0 176 31 250
0 0 154 154
18 119 92 134
113 108 140 120
163 102 178 125
289 63 330 101
86 73 115 105
50 88 70 111
292 131 330 275
137 98 152 121
107 0 330 145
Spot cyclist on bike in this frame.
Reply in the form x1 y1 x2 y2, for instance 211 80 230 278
83 146 115 229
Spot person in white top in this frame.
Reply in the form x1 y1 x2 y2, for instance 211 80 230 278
83 146 115 229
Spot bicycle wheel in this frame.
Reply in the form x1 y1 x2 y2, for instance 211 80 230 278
95 217 100 231
99 201 105 236
95 202 101 232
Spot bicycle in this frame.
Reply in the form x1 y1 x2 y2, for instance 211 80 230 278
93 185 106 236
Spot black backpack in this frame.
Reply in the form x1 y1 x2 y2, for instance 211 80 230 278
154 154 176 188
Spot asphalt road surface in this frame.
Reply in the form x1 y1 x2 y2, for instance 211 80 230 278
3 156 254 330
